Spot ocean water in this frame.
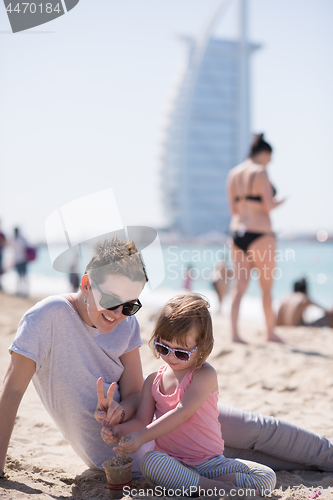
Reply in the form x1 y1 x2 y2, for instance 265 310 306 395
2 240 332 319
160 241 333 306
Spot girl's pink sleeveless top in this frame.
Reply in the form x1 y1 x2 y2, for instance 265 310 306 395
152 364 224 466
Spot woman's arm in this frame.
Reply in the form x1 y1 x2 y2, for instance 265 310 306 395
227 171 237 215
118 346 144 421
257 170 284 212
114 364 218 454
95 347 144 426
0 353 36 473
101 372 156 446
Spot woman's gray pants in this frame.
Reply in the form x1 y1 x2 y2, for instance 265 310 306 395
218 403 333 471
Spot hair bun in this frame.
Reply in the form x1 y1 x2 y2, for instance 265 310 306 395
249 133 272 158
252 133 264 147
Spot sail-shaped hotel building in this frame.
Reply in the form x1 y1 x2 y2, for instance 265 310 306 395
160 0 259 237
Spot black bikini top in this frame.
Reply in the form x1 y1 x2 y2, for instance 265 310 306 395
234 170 276 203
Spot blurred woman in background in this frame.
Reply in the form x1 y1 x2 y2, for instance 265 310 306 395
227 134 285 343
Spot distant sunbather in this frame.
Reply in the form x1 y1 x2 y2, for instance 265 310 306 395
277 278 333 327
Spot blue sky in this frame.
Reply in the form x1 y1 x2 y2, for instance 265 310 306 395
1 0 332 242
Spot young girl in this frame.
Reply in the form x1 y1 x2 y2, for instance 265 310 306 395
102 293 276 495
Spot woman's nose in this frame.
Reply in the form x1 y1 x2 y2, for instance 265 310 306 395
109 306 124 318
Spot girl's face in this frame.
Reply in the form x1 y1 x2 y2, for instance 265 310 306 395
83 274 144 333
158 327 200 371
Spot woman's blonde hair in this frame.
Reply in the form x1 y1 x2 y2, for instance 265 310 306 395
149 293 213 368
85 237 148 285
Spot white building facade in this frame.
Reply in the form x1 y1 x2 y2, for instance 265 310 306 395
160 1 259 237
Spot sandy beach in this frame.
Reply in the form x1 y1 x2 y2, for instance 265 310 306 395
0 291 332 499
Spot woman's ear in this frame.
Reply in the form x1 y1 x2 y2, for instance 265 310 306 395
81 274 90 294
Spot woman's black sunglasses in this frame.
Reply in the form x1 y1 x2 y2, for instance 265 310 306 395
153 339 198 362
91 279 142 316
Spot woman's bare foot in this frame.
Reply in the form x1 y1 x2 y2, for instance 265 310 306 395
267 332 284 343
232 334 247 344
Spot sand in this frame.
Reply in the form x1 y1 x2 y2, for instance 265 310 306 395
0 291 332 499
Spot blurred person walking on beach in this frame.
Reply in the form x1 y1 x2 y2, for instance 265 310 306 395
227 134 285 343
13 227 29 297
211 261 231 314
68 254 81 292
183 264 194 291
0 221 6 291
1 236 333 482
277 277 333 328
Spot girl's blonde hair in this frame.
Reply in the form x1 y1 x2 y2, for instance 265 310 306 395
149 293 213 368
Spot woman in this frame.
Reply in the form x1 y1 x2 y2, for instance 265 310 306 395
0 237 151 476
227 134 284 343
1 237 332 481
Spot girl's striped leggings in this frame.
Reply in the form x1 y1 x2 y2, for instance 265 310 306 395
141 451 276 495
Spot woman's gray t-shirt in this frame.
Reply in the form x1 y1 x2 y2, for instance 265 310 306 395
9 295 144 470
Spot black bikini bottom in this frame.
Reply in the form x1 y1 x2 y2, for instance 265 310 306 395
232 231 270 253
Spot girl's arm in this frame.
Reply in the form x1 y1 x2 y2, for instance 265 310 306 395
101 372 156 446
114 364 217 454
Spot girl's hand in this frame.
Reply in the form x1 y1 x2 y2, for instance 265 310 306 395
94 378 123 426
101 424 120 446
113 431 144 454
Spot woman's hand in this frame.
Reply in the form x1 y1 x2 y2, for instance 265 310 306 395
112 431 144 455
94 378 123 426
273 194 286 205
101 424 120 446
